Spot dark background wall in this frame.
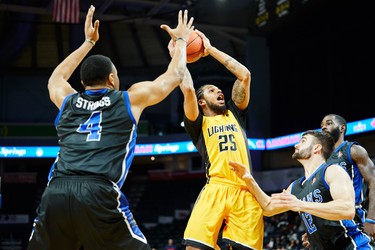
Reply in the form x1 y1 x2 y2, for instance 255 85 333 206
267 0 374 137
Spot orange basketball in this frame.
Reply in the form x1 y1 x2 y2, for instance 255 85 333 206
186 30 204 63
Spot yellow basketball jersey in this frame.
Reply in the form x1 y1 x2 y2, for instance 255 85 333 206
201 109 251 187
183 101 263 250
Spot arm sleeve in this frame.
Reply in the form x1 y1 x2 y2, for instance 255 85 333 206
227 99 247 129
183 113 203 145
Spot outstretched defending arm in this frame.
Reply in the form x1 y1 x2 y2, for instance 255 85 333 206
127 10 194 123
48 5 99 109
270 165 355 220
229 161 289 216
229 161 355 220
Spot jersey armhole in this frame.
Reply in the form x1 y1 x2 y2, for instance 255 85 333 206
347 141 359 166
321 166 330 190
54 93 74 127
123 91 136 125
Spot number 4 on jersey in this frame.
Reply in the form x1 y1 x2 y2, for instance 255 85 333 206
76 111 103 141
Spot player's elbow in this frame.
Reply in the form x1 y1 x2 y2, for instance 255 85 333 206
343 205 355 220
244 69 251 82
47 78 56 100
339 202 355 220
239 69 251 84
341 212 355 220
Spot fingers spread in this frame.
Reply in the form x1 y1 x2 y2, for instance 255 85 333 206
188 17 194 29
183 9 188 24
178 10 182 24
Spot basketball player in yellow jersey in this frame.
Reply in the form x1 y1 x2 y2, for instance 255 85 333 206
177 29 263 250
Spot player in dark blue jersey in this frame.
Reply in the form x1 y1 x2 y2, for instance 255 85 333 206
230 130 373 249
320 114 375 241
27 5 194 250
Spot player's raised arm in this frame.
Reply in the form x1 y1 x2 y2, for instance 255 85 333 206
48 5 99 109
127 10 194 122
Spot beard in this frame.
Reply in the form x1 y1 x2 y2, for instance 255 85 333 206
206 101 227 114
292 145 313 160
328 126 340 143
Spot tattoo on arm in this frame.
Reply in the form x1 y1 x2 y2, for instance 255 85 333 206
224 58 236 71
224 56 248 104
232 80 246 103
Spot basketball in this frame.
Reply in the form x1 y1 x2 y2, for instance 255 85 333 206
186 30 204 63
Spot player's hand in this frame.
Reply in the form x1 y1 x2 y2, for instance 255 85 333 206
228 161 252 181
160 10 194 42
85 5 100 43
194 29 211 57
270 192 302 212
302 233 310 249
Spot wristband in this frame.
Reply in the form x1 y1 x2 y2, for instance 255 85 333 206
174 37 187 43
85 38 96 46
365 218 375 224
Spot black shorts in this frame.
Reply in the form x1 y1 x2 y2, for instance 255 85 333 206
27 176 150 250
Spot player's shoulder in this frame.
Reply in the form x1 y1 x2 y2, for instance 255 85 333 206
326 163 343 170
325 163 348 179
349 142 369 158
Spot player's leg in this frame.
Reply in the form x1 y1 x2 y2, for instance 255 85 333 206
27 179 80 250
183 183 226 250
74 178 151 250
222 187 264 250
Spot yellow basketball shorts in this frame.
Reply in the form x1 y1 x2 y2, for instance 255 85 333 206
183 181 264 250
